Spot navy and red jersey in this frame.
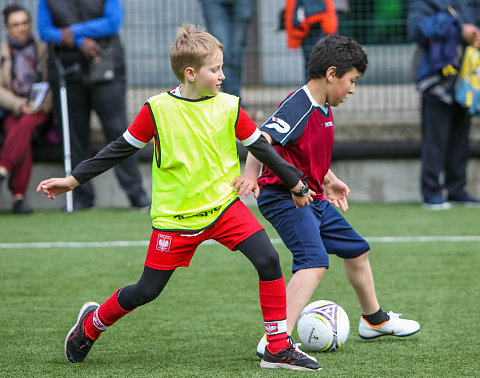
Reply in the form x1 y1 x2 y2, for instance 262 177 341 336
258 85 335 200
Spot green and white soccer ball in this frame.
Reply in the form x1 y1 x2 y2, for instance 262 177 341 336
297 300 350 352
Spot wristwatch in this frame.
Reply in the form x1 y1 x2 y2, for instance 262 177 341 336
291 178 309 197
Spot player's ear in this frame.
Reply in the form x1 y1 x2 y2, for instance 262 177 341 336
326 66 337 83
184 67 195 83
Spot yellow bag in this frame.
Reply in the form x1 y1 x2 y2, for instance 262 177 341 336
455 46 480 115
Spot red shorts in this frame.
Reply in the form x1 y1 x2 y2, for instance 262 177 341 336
144 200 264 270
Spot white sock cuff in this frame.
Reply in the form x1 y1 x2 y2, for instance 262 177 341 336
92 309 109 331
264 319 287 336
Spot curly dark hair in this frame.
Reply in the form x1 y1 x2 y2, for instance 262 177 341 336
308 34 368 80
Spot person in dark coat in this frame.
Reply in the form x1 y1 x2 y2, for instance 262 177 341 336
408 0 480 209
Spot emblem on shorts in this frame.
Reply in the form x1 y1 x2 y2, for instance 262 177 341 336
156 234 172 252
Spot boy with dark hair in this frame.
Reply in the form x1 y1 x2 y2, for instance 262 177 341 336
233 34 421 358
37 24 320 371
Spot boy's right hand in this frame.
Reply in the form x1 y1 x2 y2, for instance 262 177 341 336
36 176 80 200
231 173 260 199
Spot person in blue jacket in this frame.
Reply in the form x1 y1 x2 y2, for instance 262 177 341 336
37 0 149 210
408 0 480 210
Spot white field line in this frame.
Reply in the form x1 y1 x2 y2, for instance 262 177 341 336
1 236 480 249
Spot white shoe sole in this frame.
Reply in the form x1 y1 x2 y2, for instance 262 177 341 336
359 327 420 340
260 360 321 370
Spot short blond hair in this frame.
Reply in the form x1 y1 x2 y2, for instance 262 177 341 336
169 24 224 82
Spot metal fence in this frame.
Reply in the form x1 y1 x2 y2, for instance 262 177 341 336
1 0 419 124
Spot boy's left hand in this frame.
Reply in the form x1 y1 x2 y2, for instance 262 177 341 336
325 179 350 212
231 173 260 199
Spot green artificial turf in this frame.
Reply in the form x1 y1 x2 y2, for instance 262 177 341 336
1 203 479 377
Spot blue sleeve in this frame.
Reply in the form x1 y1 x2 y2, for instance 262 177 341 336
36 0 62 44
70 0 123 48
419 13 459 40
407 2 459 46
260 91 310 146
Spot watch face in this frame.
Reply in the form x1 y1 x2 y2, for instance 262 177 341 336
292 184 308 196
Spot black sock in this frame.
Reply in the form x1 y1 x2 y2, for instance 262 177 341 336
362 307 389 325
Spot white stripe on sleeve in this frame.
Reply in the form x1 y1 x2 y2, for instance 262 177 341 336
123 129 147 149
240 127 261 147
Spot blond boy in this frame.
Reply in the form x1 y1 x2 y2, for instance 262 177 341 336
38 24 320 371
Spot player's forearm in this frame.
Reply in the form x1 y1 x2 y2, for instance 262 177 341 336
323 169 338 186
244 152 263 179
72 135 139 184
245 134 303 189
65 175 81 190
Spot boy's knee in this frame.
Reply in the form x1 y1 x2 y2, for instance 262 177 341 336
133 284 162 307
260 250 280 268
255 250 282 281
358 249 371 260
346 250 371 267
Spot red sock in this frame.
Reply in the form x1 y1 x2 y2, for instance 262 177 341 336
83 288 132 340
259 277 289 353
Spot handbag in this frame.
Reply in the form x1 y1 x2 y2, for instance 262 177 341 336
88 46 115 84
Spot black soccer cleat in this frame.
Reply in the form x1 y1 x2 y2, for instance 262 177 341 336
64 302 100 363
260 336 322 371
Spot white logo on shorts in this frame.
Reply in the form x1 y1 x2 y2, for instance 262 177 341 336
156 234 172 252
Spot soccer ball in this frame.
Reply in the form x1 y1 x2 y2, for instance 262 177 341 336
297 300 350 352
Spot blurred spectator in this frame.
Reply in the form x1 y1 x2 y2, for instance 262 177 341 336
199 0 254 98
408 0 480 210
0 3 52 215
37 0 149 210
284 0 338 81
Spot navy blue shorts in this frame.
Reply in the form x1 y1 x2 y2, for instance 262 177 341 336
257 186 370 273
